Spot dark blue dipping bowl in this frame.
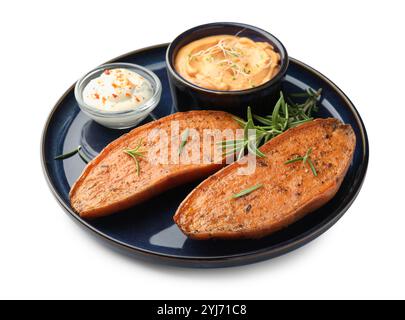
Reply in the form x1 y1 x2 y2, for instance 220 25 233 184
166 22 289 117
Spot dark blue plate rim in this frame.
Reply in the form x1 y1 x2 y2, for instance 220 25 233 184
40 43 369 267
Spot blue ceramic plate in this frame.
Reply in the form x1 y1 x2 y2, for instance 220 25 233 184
41 44 368 268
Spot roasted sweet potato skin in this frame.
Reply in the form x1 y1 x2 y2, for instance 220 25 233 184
70 111 241 219
174 118 356 240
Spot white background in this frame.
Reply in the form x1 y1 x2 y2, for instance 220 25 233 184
1 0 404 300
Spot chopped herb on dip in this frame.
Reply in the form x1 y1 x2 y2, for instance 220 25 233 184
82 68 153 112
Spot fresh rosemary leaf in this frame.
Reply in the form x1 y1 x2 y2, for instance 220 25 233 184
271 93 283 130
178 128 190 155
284 156 304 165
285 147 318 176
54 145 81 160
303 147 313 164
123 140 145 176
247 106 254 123
124 151 140 175
237 145 245 160
247 137 266 158
307 158 318 176
253 114 273 125
282 98 289 130
78 149 90 164
223 147 243 157
232 116 247 127
289 92 309 98
218 139 246 146
289 118 313 127
243 107 255 139
263 134 271 144
232 184 263 199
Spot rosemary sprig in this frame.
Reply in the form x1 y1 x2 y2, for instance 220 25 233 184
123 139 145 176
221 88 322 159
232 184 263 199
178 129 190 155
220 107 266 160
54 145 90 164
285 148 318 176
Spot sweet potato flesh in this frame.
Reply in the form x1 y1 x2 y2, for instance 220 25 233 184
174 118 356 239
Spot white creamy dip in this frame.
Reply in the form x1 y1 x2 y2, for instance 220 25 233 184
82 68 153 112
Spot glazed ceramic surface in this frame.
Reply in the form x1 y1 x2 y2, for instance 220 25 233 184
41 44 368 268
166 22 289 116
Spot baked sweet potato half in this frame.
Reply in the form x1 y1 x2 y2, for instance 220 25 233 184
70 111 241 219
174 118 356 239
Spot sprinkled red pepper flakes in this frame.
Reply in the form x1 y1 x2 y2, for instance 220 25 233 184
102 97 106 104
104 69 111 75
135 96 141 102
112 93 118 98
125 93 131 98
94 93 100 99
